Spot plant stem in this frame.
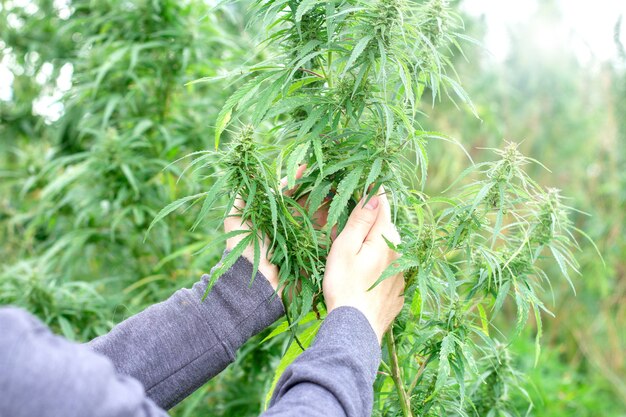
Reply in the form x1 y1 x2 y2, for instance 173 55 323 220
385 329 413 417
299 67 325 78
326 50 333 88
408 353 432 395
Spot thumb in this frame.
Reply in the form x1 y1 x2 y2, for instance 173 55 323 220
335 193 381 254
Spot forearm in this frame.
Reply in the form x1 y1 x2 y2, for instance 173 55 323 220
0 307 169 417
262 307 381 417
89 250 284 410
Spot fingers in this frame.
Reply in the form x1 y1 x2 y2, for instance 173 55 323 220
363 186 399 250
334 192 381 254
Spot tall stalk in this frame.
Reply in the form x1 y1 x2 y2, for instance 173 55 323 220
154 1 585 414
386 330 413 417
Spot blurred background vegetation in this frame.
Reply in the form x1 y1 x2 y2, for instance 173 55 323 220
1 0 624 416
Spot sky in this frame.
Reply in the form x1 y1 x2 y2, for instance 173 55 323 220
1 0 626 119
462 0 626 64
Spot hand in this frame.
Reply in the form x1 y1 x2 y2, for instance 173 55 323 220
322 185 405 344
224 165 330 296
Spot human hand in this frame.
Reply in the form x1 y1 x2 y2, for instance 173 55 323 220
322 186 405 344
224 165 330 296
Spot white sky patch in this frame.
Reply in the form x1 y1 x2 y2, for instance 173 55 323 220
461 0 535 61
462 0 626 64
32 63 73 122
54 0 71 20
2 1 626 118
35 62 54 85
57 63 73 91
0 64 14 101
33 92 64 123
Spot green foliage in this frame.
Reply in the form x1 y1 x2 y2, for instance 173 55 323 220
0 257 114 340
422 7 626 416
1 0 256 292
149 1 590 415
2 1 623 416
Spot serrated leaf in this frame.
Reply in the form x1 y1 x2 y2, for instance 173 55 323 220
154 240 209 270
251 227 261 286
253 78 283 125
191 173 230 231
435 333 455 393
131 119 153 139
215 77 263 148
265 96 312 119
368 256 419 291
459 341 477 374
297 107 324 141
147 192 207 237
291 283 314 328
550 246 577 295
203 234 253 299
493 279 510 315
533 304 543 366
286 50 326 84
312 136 324 175
342 35 373 76
307 181 332 218
477 304 489 336
362 157 383 196
397 59 415 110
94 46 128 93
442 161 490 193
323 151 369 177
215 109 233 150
326 166 363 230
261 312 318 343
193 229 254 258
295 0 320 22
514 286 530 336
287 142 311 188
262 181 279 238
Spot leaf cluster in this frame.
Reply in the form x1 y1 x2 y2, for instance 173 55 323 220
151 1 586 415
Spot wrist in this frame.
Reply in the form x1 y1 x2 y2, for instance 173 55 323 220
191 250 285 347
254 258 280 296
238 251 281 297
327 303 383 345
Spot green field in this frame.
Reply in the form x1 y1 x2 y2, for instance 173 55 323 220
1 1 624 416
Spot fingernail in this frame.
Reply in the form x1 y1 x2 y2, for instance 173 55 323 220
365 195 379 210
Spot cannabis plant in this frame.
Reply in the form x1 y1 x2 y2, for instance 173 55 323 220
149 0 581 415
2 1 282 414
2 0 258 292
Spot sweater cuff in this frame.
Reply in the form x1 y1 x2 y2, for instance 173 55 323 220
189 249 285 350
313 306 382 379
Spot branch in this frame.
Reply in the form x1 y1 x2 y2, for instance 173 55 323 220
408 353 432 395
298 68 325 78
385 329 413 417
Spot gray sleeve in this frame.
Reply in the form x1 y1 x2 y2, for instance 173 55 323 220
89 249 285 410
0 306 169 417
0 250 285 417
262 306 382 417
1 252 381 417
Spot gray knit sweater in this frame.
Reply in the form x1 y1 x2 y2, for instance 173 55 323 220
0 250 381 417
